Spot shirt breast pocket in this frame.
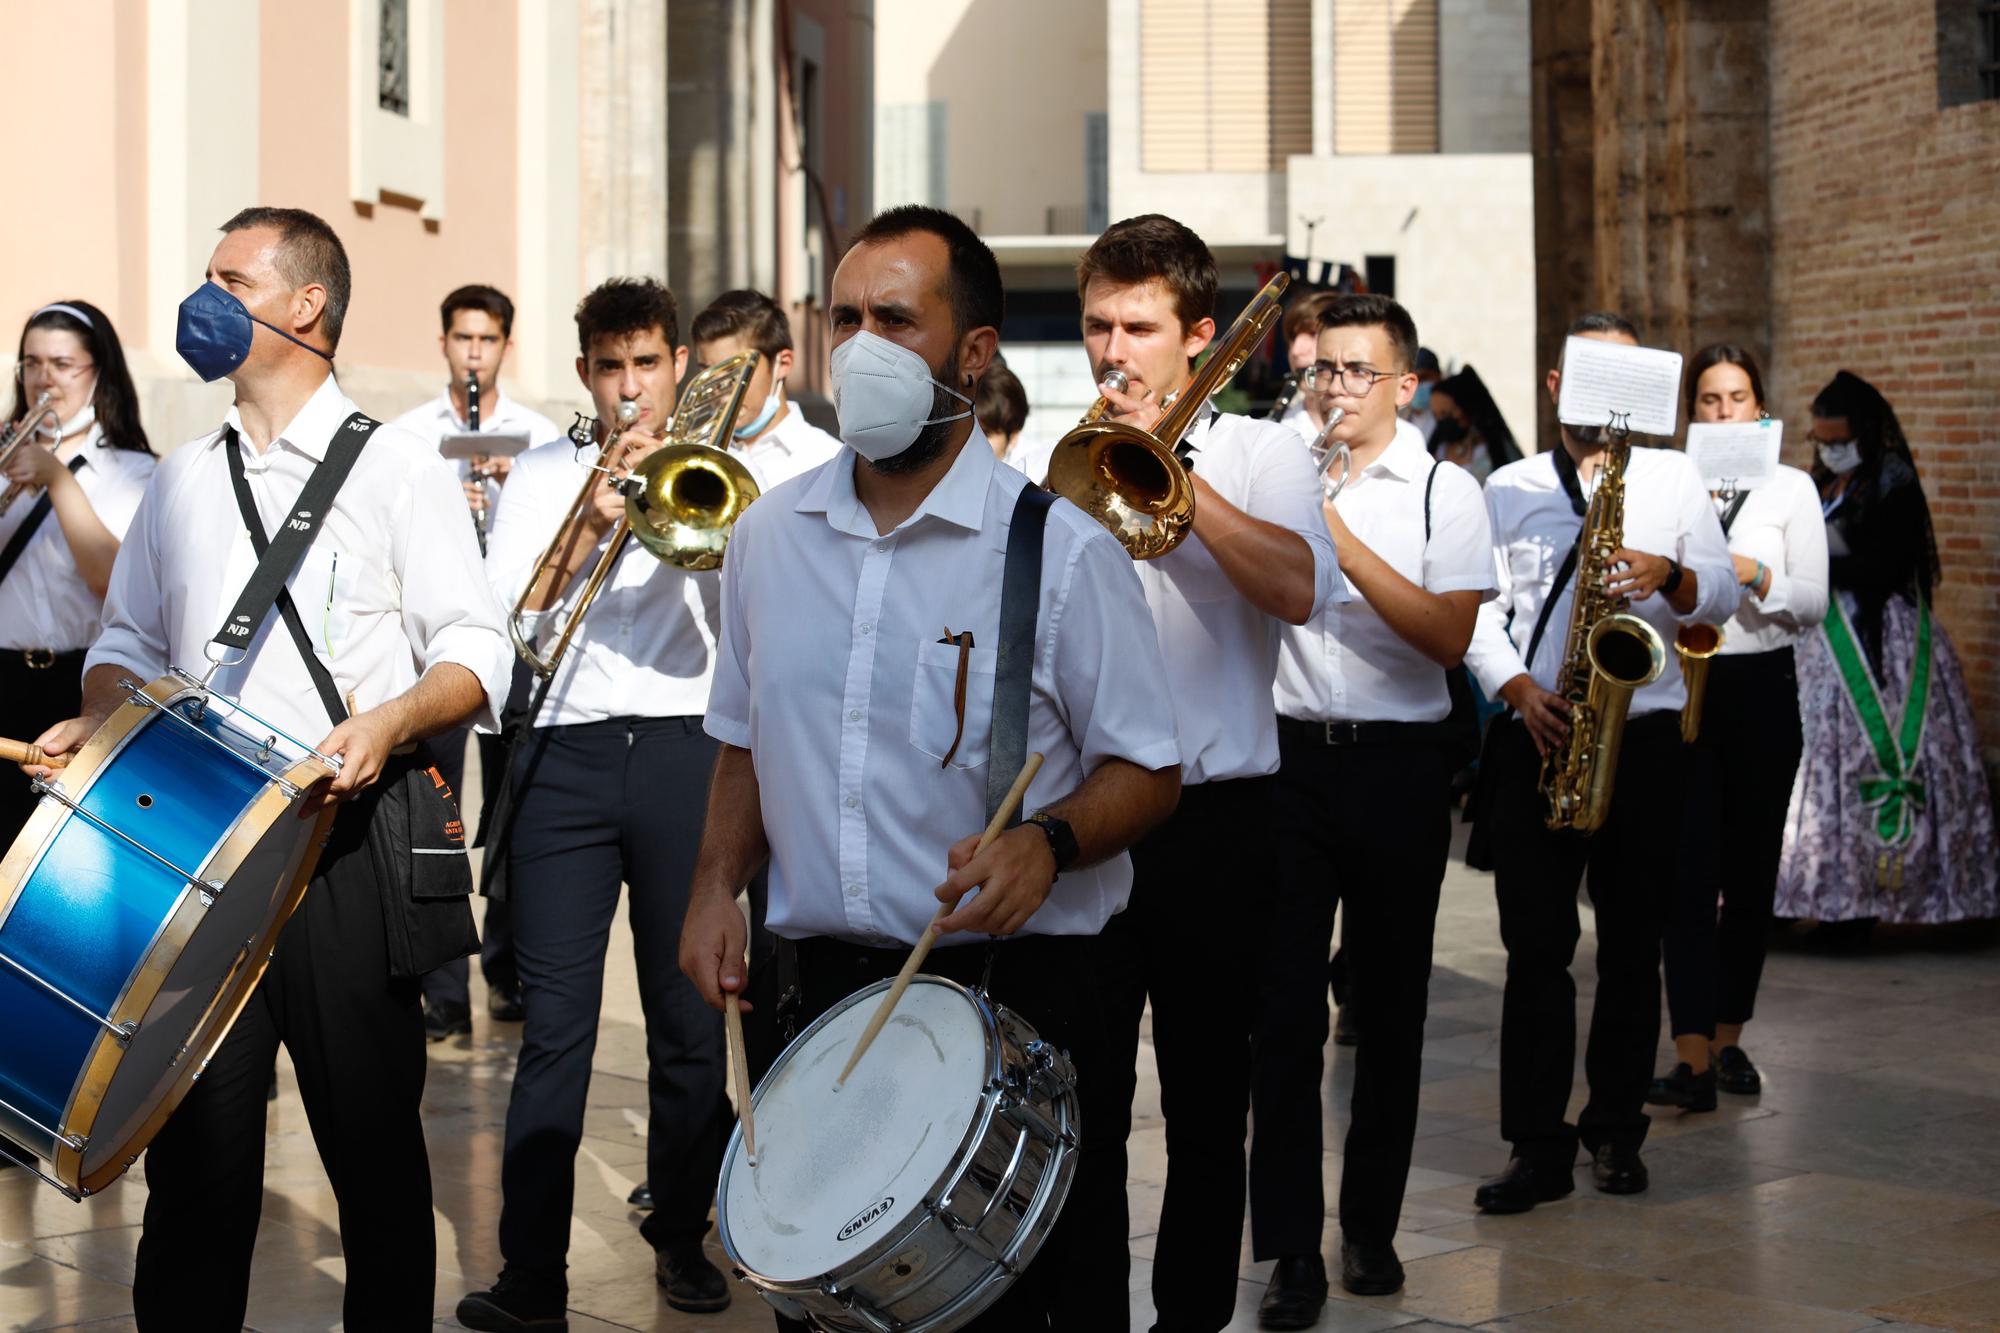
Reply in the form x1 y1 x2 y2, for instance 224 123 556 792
909 637 997 771
294 545 356 662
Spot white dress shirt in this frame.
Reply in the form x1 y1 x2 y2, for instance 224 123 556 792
1714 464 1829 655
88 374 511 741
484 432 723 726
0 427 155 651
1135 407 1346 785
706 426 1182 948
733 404 842 489
1464 445 1737 718
1279 396 1320 443
1275 421 1495 723
388 384 563 516
1000 436 1058 483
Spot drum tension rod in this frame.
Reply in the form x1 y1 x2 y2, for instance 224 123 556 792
31 778 225 904
0 1089 89 1162
0 946 142 1046
121 683 304 800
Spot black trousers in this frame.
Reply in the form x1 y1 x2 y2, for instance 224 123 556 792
419 725 517 1012
1489 712 1686 1165
0 649 86 843
498 715 729 1278
1252 728 1451 1254
1663 648 1803 1034
766 932 1122 1333
133 795 434 1330
1100 777 1277 1333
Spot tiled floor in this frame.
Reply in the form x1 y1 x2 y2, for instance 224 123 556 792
5 825 1998 1332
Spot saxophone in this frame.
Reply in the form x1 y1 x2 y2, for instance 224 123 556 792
1539 420 1668 832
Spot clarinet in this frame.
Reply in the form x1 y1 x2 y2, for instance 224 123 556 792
467 371 487 555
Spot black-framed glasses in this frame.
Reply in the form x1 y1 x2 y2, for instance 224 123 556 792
1302 361 1398 395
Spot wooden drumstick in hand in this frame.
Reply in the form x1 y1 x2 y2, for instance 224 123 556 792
836 752 1045 1089
0 738 66 771
725 990 758 1166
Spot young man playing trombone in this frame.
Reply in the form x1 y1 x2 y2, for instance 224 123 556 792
458 279 735 1329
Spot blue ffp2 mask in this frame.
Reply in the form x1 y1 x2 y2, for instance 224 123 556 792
175 281 334 382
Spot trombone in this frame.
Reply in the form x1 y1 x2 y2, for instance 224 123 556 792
507 353 762 677
0 392 63 519
1046 272 1290 559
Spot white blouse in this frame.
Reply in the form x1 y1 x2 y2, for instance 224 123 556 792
0 427 156 652
1714 464 1830 655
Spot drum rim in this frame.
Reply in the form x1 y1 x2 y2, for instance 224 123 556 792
718 974 1006 1291
0 677 335 1194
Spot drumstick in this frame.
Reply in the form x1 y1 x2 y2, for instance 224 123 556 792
0 738 65 771
725 990 758 1166
836 752 1045 1089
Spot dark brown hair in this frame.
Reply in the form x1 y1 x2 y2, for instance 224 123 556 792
974 359 1028 438
1315 293 1420 372
220 206 352 350
1075 214 1218 331
575 278 680 357
1683 343 1766 418
1281 290 1342 344
10 299 151 454
844 205 1004 338
691 289 794 362
441 284 516 338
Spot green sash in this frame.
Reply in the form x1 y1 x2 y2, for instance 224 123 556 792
1822 595 1933 847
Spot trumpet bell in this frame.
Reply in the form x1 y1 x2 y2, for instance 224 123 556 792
1044 421 1195 561
625 444 761 571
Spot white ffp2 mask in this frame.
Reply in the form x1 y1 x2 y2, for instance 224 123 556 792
1817 440 1862 475
829 330 971 462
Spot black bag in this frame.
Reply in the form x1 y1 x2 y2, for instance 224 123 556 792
221 417 478 978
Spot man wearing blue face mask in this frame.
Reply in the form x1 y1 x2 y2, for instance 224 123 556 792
690 288 841 488
35 206 511 1329
1398 345 1443 444
679 204 1184 1331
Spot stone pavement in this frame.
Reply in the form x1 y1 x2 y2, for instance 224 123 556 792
4 827 1999 1331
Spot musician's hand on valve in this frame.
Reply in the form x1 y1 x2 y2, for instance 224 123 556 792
1606 547 1672 601
932 824 1057 938
1499 673 1572 758
461 477 488 513
3 440 66 492
24 714 101 778
1098 377 1163 432
311 709 401 809
679 883 751 1013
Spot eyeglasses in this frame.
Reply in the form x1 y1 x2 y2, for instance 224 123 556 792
1301 361 1398 395
18 356 95 382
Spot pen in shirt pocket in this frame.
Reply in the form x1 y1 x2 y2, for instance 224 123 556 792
939 627 973 768
321 551 338 657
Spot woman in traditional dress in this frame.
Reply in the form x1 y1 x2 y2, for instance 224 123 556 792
1775 370 1998 936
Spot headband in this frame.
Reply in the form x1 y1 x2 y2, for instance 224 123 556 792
31 303 95 329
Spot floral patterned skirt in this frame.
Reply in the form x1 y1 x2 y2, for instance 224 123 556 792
1776 591 1999 923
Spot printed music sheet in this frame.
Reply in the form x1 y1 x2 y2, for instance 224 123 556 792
1555 337 1684 437
1685 419 1784 490
440 430 533 459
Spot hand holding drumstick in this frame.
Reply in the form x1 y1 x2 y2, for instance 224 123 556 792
836 753 1046 1088
2 737 68 775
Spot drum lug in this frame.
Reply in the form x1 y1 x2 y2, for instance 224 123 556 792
112 1021 139 1048
1024 1040 1074 1098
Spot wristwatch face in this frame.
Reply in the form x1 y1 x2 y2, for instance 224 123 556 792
1031 813 1078 870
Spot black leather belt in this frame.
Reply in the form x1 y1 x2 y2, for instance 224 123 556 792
1277 715 1451 748
1 647 85 673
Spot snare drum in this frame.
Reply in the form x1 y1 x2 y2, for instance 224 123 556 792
717 975 1079 1333
0 670 336 1197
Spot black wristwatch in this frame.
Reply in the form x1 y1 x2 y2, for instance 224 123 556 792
1025 811 1079 875
1661 558 1684 596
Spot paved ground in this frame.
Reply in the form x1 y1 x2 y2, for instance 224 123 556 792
4 823 1999 1331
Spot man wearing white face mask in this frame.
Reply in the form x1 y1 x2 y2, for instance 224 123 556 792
691 288 841 488
680 204 1184 1332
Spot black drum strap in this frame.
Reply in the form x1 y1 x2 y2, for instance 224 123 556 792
987 485 1055 826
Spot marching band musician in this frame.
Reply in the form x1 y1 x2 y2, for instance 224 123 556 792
34 207 509 1328
690 288 842 488
1076 215 1343 1333
678 204 1183 1331
1461 312 1735 1214
456 279 738 1328
1276 290 1338 443
388 283 558 1039
1 300 155 844
1251 295 1494 1320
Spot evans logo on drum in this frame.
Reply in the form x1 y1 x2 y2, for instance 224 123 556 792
838 1198 895 1242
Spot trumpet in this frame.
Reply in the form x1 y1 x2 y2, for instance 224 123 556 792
1047 271 1291 559
1308 407 1350 502
0 392 63 519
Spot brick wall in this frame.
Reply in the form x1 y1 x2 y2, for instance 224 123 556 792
1767 1 2000 760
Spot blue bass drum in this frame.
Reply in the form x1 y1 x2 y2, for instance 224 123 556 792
0 670 336 1197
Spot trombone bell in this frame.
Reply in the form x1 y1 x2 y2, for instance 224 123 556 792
1043 421 1194 560
625 444 761 571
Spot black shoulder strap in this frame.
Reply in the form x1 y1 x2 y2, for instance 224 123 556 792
1523 538 1581 682
0 454 87 588
1423 458 1442 543
1719 490 1750 535
217 412 380 726
987 484 1057 824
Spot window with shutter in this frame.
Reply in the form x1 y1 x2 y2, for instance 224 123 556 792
1333 0 1439 154
1140 0 1314 172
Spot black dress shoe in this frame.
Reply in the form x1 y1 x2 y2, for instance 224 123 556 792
1474 1156 1574 1214
423 1002 472 1042
1590 1143 1648 1195
656 1243 730 1313
1257 1254 1327 1330
1715 1045 1762 1095
1646 1062 1718 1111
1340 1237 1405 1296
456 1267 568 1330
627 1180 653 1211
488 984 526 1022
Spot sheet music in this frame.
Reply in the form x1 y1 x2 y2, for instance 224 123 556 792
1555 337 1684 438
439 430 533 460
1685 419 1783 490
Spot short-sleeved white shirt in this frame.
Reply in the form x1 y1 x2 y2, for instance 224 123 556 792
705 427 1182 948
1274 421 1495 723
0 427 155 651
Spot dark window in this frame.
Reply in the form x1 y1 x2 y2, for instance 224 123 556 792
1937 0 2000 107
1364 254 1397 298
1983 1 2000 99
378 0 410 116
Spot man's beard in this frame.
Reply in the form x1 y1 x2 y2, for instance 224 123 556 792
864 351 961 477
